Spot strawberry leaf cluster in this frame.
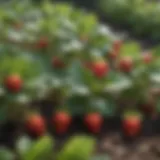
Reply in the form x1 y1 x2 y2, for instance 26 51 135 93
98 0 160 40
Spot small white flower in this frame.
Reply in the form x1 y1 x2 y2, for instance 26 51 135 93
105 79 132 93
8 30 24 42
61 40 83 53
0 88 5 97
151 73 160 84
72 85 90 96
16 94 30 104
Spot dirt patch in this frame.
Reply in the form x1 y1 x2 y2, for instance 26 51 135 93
98 133 160 160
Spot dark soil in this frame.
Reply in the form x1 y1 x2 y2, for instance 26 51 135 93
98 133 160 160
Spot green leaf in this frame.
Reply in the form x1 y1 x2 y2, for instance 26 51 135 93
57 135 95 160
22 136 54 160
152 45 160 57
156 100 160 113
0 105 8 122
89 97 116 116
66 94 90 115
92 154 111 160
120 41 141 58
41 0 54 15
0 148 15 160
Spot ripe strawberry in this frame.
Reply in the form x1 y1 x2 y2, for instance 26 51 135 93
36 37 48 49
52 112 72 135
122 115 141 137
92 61 109 78
52 57 65 68
84 113 103 134
113 40 123 53
142 53 153 64
5 74 22 92
118 57 133 72
25 114 46 137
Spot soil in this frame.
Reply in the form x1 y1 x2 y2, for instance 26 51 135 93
98 133 160 160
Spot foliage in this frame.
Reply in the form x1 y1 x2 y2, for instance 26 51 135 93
0 135 109 160
57 135 95 160
0 1 159 160
0 0 159 122
98 0 160 40
0 0 116 122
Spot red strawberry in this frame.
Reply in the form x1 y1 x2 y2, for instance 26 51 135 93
25 114 46 137
84 113 103 134
113 40 123 53
5 74 22 92
142 53 153 64
122 115 141 137
36 37 48 49
118 57 133 72
92 61 109 78
53 112 72 135
52 57 65 68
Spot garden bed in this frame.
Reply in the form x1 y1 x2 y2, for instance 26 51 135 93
0 1 160 160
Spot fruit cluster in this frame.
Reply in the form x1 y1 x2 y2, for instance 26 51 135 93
24 110 142 138
98 0 160 40
1 0 160 139
0 0 115 122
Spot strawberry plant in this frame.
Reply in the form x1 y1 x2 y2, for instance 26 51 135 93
98 0 160 40
0 0 160 153
0 0 116 124
0 0 160 159
57 135 95 160
0 50 46 123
